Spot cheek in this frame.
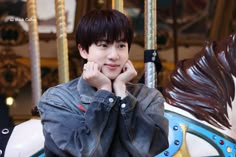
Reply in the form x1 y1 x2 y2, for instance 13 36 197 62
86 56 103 70
121 54 129 64
87 50 106 61
87 54 101 62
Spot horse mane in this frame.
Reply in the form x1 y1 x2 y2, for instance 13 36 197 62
163 33 236 129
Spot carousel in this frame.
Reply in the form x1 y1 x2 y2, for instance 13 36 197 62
0 0 236 157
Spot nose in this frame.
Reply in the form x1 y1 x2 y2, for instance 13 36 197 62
108 46 119 60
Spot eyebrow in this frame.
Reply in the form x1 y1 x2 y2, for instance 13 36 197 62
116 38 126 42
96 33 127 43
96 38 127 43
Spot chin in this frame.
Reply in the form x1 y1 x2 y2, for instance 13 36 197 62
105 73 119 80
107 75 118 80
103 70 121 80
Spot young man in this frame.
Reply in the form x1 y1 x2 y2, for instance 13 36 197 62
38 9 169 157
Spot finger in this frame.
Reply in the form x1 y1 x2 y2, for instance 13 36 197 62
83 63 87 71
90 62 98 72
127 60 135 69
123 60 132 71
86 62 93 72
82 63 88 79
127 60 137 76
83 62 94 77
94 63 99 72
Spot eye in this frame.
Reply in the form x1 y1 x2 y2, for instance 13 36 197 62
96 41 108 47
117 43 127 48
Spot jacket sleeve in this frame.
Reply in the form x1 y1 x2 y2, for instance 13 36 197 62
38 88 119 157
118 87 169 157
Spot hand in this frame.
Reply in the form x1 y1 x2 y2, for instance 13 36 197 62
82 62 112 91
113 60 137 98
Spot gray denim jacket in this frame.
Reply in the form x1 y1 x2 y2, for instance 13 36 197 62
38 77 169 157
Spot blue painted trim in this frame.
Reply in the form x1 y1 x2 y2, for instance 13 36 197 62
156 112 183 157
31 148 45 157
157 111 236 157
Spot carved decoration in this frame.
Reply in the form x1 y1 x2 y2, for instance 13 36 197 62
0 22 27 46
41 68 59 92
41 49 83 91
0 47 30 96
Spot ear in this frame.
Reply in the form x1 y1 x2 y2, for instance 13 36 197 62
78 44 88 59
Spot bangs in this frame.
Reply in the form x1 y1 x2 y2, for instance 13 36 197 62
89 13 131 44
76 9 133 50
94 32 127 44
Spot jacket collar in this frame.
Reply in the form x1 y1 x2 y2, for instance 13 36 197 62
77 77 97 104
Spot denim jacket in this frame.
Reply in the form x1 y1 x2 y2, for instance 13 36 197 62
38 77 169 157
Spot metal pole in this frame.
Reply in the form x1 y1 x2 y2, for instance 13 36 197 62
27 0 42 106
172 0 178 65
144 0 157 88
112 0 124 12
55 0 69 83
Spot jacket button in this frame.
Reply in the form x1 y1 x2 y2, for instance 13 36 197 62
1 128 9 135
108 98 114 103
121 103 126 108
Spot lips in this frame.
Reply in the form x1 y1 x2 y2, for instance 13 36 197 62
105 64 120 70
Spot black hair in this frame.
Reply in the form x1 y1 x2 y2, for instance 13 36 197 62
75 9 133 52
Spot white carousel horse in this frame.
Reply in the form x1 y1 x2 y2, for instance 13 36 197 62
157 33 236 157
4 118 44 157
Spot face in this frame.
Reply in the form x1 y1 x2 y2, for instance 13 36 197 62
79 41 129 80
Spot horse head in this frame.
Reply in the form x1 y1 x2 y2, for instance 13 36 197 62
163 33 236 129
159 33 236 157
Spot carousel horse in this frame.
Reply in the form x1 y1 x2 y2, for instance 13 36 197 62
2 33 236 157
157 33 236 157
3 119 44 157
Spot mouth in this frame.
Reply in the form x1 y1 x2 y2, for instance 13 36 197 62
104 64 120 70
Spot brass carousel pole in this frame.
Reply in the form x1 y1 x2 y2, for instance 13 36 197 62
27 0 42 106
112 0 123 12
55 0 69 83
144 0 157 88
